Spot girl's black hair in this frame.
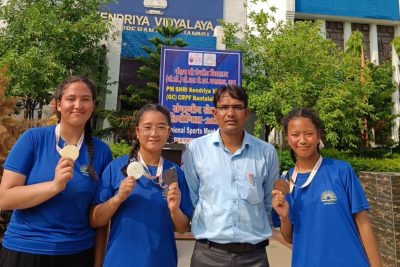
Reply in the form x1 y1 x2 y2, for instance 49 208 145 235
55 75 97 179
128 104 171 162
281 108 324 163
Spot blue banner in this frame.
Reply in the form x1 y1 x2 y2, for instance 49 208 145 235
121 31 216 58
296 0 400 21
159 47 242 143
101 0 223 36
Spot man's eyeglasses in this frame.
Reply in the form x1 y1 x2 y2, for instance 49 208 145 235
216 105 246 114
138 125 170 136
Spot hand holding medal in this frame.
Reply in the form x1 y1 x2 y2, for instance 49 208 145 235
54 124 83 191
162 168 180 211
116 174 137 202
115 162 143 202
53 156 75 192
272 177 290 218
162 168 178 197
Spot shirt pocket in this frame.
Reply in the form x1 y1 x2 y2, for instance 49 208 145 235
238 173 263 205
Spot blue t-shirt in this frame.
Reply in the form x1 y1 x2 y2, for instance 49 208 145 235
287 158 370 267
94 155 193 267
2 125 112 255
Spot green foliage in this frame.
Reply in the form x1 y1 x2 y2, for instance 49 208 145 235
392 36 400 56
137 26 187 89
95 108 135 141
368 62 398 145
109 140 131 159
321 148 400 172
0 0 111 119
346 31 364 55
316 48 373 148
348 157 400 172
278 148 400 173
221 0 397 149
277 149 295 172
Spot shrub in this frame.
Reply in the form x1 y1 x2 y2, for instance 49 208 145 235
109 140 131 159
322 149 400 172
277 149 295 173
277 148 400 173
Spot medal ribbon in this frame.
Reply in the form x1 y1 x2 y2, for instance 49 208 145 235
290 156 323 193
55 123 85 154
137 152 164 180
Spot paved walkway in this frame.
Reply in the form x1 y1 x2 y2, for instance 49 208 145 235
1 229 292 267
176 229 292 267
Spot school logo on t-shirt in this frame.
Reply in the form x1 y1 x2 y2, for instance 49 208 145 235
80 165 90 176
320 190 337 205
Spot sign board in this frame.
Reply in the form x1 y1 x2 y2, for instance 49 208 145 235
159 46 242 143
101 0 223 36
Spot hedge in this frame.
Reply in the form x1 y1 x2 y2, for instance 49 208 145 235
277 148 400 173
109 142 400 173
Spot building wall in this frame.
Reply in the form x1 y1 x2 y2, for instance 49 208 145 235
224 0 247 27
378 26 395 63
359 172 400 267
296 0 400 21
326 21 344 49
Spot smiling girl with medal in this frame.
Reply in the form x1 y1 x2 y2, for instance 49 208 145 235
272 108 381 267
90 104 192 267
0 76 112 267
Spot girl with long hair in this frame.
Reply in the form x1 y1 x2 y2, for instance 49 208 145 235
90 104 192 267
0 76 112 267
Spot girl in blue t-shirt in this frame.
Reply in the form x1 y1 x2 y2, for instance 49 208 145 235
272 108 381 267
90 104 192 267
0 76 112 267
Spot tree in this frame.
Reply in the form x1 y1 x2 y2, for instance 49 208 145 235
0 0 111 119
121 25 188 110
0 65 20 167
222 7 342 139
221 1 396 149
0 66 18 238
368 62 398 145
0 65 43 171
98 25 188 141
318 32 396 148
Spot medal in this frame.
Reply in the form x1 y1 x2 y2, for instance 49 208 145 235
59 145 79 161
273 179 290 195
162 168 178 185
126 161 144 179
